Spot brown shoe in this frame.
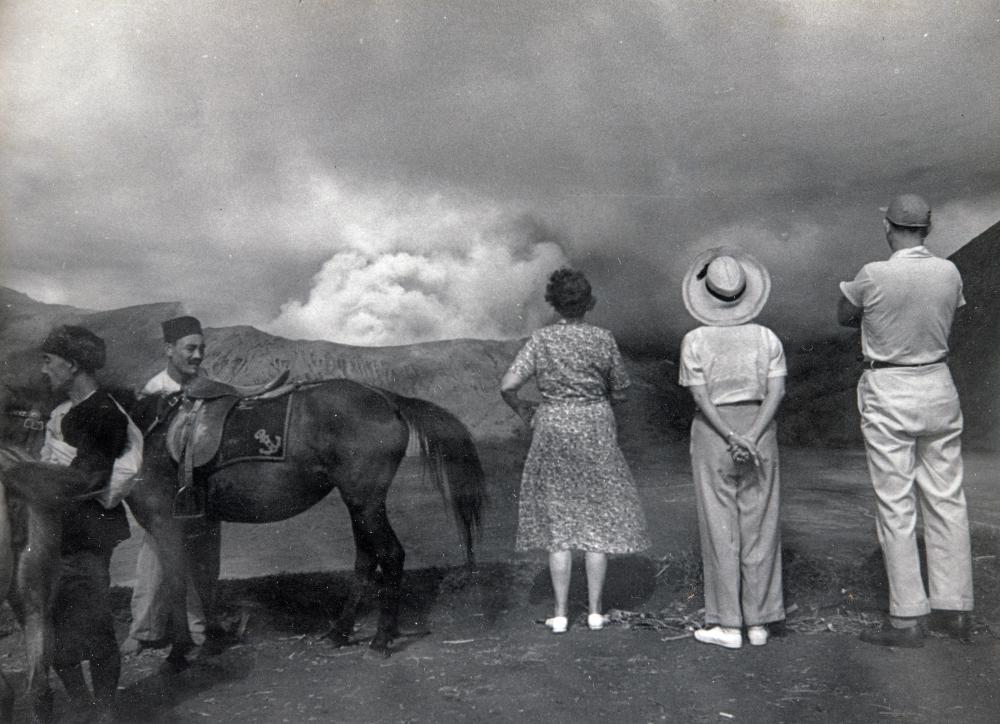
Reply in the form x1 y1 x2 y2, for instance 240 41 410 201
929 611 973 643
859 623 924 648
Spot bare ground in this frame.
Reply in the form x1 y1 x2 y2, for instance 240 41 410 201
3 444 1000 723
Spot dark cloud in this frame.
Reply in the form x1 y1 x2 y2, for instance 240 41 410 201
2 1 999 350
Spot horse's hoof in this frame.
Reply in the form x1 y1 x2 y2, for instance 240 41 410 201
158 656 190 676
365 644 392 660
368 637 393 658
322 629 353 648
200 638 227 656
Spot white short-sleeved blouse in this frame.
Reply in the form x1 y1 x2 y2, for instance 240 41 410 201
679 323 786 405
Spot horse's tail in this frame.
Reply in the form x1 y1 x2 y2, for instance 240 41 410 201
383 392 487 566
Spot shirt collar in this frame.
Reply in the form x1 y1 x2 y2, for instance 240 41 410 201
890 245 933 260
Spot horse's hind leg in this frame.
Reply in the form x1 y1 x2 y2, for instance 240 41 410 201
0 671 13 724
325 522 376 647
334 495 405 656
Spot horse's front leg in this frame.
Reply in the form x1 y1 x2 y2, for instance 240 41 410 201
146 520 197 673
20 609 54 723
185 517 223 653
16 513 59 724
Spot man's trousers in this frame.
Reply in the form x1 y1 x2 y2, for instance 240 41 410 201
858 364 973 617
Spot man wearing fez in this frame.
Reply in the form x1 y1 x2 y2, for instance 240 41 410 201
839 194 974 647
122 315 218 654
39 325 132 721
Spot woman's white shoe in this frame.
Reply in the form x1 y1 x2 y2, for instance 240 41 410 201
587 613 610 630
693 626 743 649
747 625 769 646
545 616 568 634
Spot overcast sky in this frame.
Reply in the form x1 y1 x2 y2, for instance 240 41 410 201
2 1 999 351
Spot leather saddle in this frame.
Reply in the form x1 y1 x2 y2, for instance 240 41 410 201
165 371 295 518
184 369 291 400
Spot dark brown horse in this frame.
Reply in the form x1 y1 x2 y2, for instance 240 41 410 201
0 381 100 723
2 378 486 695
127 378 487 671
0 454 104 724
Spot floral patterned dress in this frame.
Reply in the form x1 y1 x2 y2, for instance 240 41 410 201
506 321 650 554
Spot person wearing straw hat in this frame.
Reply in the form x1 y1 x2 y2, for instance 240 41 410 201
679 247 787 649
121 315 216 656
38 325 133 721
839 193 973 648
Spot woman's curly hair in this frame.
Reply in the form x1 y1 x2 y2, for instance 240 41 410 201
545 268 594 318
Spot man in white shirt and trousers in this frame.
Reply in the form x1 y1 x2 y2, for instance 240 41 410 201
839 194 973 647
122 315 220 654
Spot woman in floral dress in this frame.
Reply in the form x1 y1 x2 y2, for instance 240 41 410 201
501 268 649 633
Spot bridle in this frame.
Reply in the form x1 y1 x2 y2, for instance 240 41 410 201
3 404 49 454
7 408 47 431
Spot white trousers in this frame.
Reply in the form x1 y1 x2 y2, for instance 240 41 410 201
690 405 784 628
128 523 218 642
858 365 973 617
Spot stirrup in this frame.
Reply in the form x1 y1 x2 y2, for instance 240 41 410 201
173 486 205 519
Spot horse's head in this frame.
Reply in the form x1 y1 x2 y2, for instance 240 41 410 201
0 383 56 456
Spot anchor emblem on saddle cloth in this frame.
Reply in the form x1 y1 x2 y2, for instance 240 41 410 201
165 371 292 518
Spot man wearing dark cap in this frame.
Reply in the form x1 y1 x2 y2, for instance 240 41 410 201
39 325 132 721
839 194 973 648
122 315 216 655
141 315 206 396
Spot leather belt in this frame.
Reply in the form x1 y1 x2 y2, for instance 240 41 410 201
864 357 947 370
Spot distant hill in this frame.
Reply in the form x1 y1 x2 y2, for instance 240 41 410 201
0 294 690 445
950 219 1000 449
787 218 1000 450
3 215 997 452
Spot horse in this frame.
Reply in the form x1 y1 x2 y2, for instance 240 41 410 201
0 382 100 723
123 377 487 671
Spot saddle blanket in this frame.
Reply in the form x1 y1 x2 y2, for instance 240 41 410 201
216 394 293 468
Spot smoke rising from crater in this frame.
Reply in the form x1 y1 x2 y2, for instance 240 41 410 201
262 180 568 345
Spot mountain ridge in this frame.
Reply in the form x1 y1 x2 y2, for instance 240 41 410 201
2 215 997 450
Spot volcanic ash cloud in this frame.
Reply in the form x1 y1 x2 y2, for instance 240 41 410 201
263 187 568 345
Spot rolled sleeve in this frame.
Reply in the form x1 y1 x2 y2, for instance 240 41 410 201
766 329 787 378
678 333 705 388
839 267 872 308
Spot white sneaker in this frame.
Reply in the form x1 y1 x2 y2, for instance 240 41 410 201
747 625 769 646
694 626 743 649
545 616 568 634
588 613 610 630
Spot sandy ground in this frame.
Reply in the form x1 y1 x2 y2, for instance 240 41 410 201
3 442 1000 722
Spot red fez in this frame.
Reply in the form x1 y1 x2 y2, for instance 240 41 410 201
162 316 203 344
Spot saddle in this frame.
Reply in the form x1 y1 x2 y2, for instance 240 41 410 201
184 370 291 400
166 371 295 518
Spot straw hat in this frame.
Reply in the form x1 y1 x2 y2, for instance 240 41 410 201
682 246 771 326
